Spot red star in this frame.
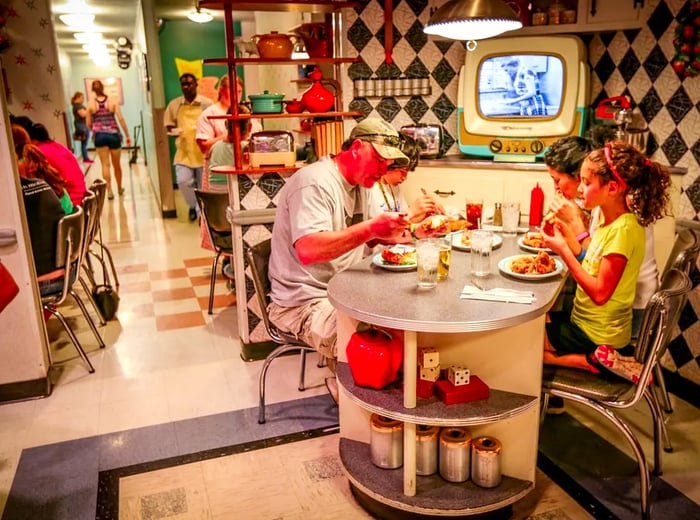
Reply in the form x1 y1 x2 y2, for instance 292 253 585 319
15 54 26 65
23 100 33 111
7 7 18 17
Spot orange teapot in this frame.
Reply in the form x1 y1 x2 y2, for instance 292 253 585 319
252 31 297 59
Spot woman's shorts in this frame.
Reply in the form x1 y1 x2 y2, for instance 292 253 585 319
94 132 122 149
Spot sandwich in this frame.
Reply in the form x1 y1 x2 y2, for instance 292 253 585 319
541 211 556 235
421 215 449 236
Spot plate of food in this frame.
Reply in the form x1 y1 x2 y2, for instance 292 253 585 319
518 232 554 254
498 252 564 280
372 245 417 271
452 230 503 252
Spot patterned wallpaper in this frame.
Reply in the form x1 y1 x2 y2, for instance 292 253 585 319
0 0 68 143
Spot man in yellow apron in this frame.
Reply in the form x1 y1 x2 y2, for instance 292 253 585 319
164 73 213 221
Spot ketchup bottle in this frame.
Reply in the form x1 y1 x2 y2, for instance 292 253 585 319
529 183 544 226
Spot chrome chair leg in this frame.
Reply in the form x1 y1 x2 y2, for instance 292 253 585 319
208 251 222 315
298 350 308 391
644 388 672 460
94 239 119 288
555 390 650 519
70 290 106 348
45 306 95 373
79 276 106 326
654 363 674 414
258 344 315 424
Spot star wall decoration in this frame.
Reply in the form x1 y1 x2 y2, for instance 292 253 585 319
46 64 55 74
53 109 62 118
31 48 43 57
40 93 50 102
23 100 33 110
15 54 26 65
25 0 37 10
39 17 48 29
6 7 18 18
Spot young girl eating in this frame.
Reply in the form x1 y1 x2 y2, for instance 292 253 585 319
542 141 671 380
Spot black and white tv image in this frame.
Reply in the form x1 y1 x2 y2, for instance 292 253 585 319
478 55 563 118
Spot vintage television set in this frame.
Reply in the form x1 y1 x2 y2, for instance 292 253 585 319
457 35 590 162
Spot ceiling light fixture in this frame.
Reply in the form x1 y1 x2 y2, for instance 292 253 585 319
187 7 213 24
58 13 95 28
423 0 522 41
74 32 104 44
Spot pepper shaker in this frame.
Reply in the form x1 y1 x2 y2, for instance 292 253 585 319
493 203 502 227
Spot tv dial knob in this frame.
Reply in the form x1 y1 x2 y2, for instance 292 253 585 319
530 140 544 154
489 140 503 153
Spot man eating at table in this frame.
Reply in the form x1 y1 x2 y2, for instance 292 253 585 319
267 118 440 401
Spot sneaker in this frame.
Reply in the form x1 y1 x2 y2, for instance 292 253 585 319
107 191 114 200
546 396 566 415
188 208 198 222
594 345 648 384
118 187 125 196
83 158 94 164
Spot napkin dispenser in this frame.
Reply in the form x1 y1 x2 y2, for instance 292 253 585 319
249 130 296 168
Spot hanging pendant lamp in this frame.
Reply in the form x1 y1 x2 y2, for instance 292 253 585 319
423 0 522 41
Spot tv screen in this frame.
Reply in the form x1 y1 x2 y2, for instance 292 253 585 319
477 55 563 119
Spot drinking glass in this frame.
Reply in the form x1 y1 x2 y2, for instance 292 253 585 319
437 236 451 281
470 230 493 277
416 238 441 288
502 202 521 236
466 199 483 229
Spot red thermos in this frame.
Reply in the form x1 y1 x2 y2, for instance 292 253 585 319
529 183 544 226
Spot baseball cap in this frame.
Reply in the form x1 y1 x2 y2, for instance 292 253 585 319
349 118 410 167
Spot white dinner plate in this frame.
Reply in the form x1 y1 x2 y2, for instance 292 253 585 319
452 231 503 252
517 235 554 254
498 254 564 281
372 246 417 271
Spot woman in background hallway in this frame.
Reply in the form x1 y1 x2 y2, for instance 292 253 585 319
86 79 131 200
71 91 92 164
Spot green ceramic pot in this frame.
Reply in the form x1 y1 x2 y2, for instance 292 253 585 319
248 91 285 114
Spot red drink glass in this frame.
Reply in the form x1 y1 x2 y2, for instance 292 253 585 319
466 199 483 229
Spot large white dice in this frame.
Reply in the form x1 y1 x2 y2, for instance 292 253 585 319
448 365 470 386
419 346 439 368
419 365 440 382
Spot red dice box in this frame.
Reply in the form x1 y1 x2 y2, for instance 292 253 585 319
435 376 490 405
402 378 436 399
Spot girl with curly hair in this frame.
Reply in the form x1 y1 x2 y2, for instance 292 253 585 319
542 140 671 380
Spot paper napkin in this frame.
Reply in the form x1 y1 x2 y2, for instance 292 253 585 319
460 285 535 304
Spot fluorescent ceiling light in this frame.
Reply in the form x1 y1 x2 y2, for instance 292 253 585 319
187 8 213 24
74 32 104 44
83 43 109 53
423 0 522 41
59 13 95 28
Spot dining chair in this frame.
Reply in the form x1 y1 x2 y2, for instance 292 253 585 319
245 239 318 424
653 227 700 414
86 178 120 288
195 189 233 314
40 206 105 374
76 189 106 326
540 268 691 519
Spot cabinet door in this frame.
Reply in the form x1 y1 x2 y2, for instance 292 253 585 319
580 0 647 27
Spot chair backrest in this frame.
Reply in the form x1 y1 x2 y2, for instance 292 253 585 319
631 268 691 397
245 239 281 341
90 178 108 222
80 190 99 253
56 206 85 268
195 189 233 253
661 228 700 279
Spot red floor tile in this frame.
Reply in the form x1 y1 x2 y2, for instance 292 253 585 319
198 293 236 310
155 311 206 331
152 287 197 302
189 274 213 286
150 268 189 281
183 257 215 268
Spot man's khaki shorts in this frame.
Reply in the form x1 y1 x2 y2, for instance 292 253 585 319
268 298 337 359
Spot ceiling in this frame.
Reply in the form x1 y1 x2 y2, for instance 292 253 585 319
50 0 251 61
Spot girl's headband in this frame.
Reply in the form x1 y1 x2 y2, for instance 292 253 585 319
604 145 629 191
